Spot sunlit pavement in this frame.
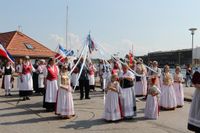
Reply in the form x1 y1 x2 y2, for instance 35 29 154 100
0 78 194 133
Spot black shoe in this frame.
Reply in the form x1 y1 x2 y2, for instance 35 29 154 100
26 97 30 100
8 94 12 96
85 97 91 99
80 98 83 100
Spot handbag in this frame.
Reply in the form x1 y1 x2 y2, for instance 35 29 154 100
120 78 134 88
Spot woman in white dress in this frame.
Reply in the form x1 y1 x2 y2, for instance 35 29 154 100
56 66 75 119
2 61 15 96
71 59 79 90
16 59 23 90
188 71 200 132
88 62 96 91
44 58 59 111
103 74 122 121
19 56 35 100
144 77 161 120
160 65 177 110
37 59 46 94
119 64 136 118
173 66 184 108
135 59 147 96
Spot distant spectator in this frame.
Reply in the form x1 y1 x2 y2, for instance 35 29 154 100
185 64 192 87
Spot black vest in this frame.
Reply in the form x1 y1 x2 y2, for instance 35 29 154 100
4 66 12 75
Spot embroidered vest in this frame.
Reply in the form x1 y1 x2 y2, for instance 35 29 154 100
22 64 32 74
47 65 58 81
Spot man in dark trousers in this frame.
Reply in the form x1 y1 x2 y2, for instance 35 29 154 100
78 57 90 100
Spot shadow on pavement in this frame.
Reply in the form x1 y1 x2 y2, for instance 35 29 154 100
60 118 108 130
0 116 60 125
0 109 46 117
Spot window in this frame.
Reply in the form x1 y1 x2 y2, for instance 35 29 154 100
24 43 34 50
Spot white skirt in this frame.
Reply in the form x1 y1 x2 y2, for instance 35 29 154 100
188 89 200 129
160 85 177 109
19 73 33 91
144 95 159 119
89 75 95 85
17 77 20 89
173 83 184 106
135 77 147 96
103 91 121 121
4 75 12 90
56 88 75 116
71 73 79 86
120 87 135 117
38 74 45 88
45 80 58 103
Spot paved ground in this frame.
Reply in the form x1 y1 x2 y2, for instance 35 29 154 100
0 78 195 133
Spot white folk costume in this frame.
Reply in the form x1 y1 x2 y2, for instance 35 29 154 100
135 64 147 96
2 65 15 96
148 67 161 89
19 62 35 97
16 64 21 89
188 87 200 132
37 64 46 94
144 85 161 119
102 65 111 90
88 64 96 86
56 71 75 117
173 73 184 107
71 66 79 88
103 81 122 121
89 64 96 91
44 65 59 111
160 73 177 110
119 70 136 118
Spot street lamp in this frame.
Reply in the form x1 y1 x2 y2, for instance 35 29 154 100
189 28 197 65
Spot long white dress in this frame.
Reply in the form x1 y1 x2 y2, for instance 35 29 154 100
119 70 136 117
3 66 15 95
44 65 59 103
71 73 79 87
37 65 46 89
16 64 21 89
18 62 35 96
56 73 75 116
135 64 147 96
160 73 177 109
103 81 122 121
144 85 161 119
173 73 184 107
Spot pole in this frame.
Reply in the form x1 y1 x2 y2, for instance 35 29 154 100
66 4 69 50
191 33 194 65
189 28 197 66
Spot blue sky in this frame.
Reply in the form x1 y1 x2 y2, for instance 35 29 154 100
1 0 200 57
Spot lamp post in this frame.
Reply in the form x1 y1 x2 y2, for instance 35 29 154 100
189 28 197 65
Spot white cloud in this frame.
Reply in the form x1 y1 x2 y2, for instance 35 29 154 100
50 34 64 45
67 33 82 50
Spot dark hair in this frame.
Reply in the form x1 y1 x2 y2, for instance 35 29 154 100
192 71 200 84
48 58 54 65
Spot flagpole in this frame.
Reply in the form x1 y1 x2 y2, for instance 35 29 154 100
66 2 69 50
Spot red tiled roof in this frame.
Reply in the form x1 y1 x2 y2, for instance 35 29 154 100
0 31 16 48
0 31 55 58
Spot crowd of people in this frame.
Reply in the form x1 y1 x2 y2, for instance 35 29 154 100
0 55 199 132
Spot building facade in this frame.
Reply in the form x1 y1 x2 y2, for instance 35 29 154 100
137 49 195 68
